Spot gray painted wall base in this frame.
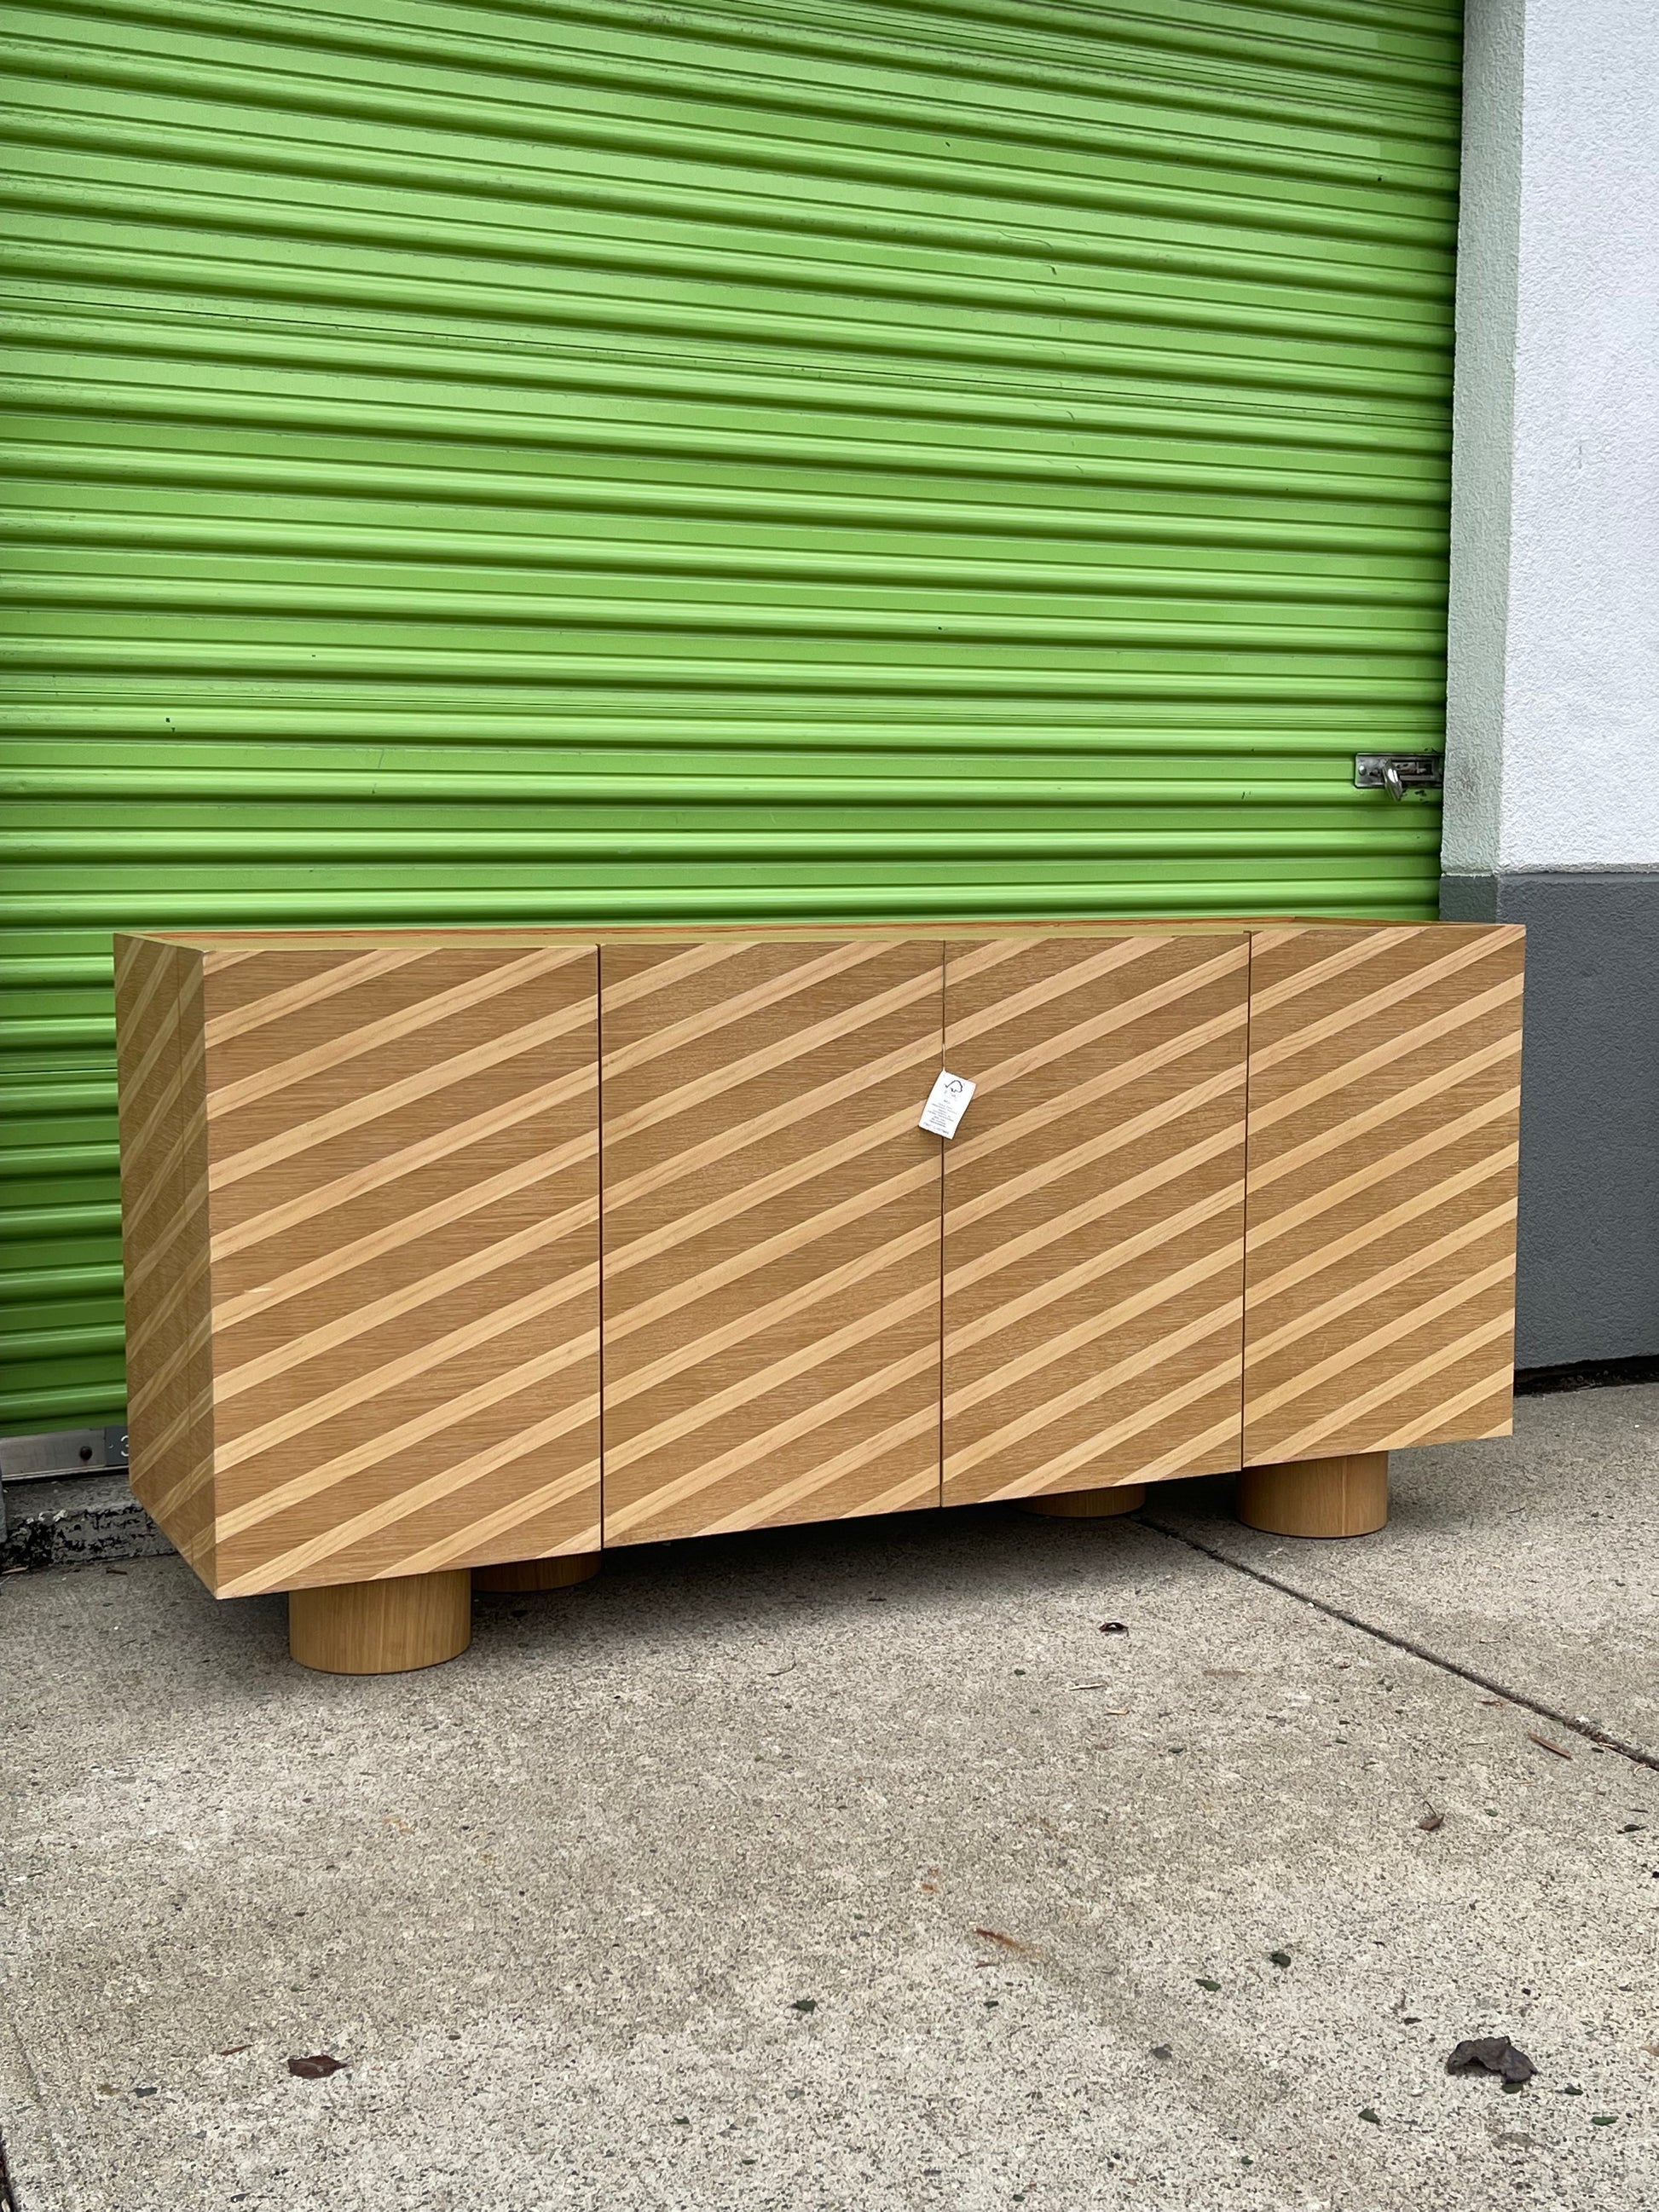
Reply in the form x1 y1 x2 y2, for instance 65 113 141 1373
1442 869 1659 1366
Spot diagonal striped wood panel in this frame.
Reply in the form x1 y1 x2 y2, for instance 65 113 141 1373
117 934 216 1574
183 941 601 1595
1243 924 1525 1465
941 934 1250 1505
601 938 944 1545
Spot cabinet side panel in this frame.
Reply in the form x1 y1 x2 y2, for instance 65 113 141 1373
943 934 1248 1503
1243 925 1524 1464
199 944 600 1594
601 939 943 1545
118 941 185 1511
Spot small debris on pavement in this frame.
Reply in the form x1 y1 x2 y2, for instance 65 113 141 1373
1445 2036 1535 2085
1098 1621 1129 1635
1418 1809 1445 1832
973 1927 1031 1955
1526 1730 1574 1759
1359 2108 1381 2124
1195 1978 1221 1992
1149 2044 1172 2060
1269 1951 1292 1968
217 2045 250 2057
790 1998 817 2013
286 2054 346 2079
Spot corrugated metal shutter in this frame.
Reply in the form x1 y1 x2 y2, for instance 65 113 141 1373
0 0 1460 1432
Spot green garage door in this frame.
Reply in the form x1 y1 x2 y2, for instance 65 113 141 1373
0 0 1460 1432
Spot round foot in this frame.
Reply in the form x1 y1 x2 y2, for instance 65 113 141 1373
1237 1453 1388 1539
288 1570 472 1675
472 1553 601 1593
1018 1483 1147 1518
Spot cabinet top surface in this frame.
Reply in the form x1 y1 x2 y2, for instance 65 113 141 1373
123 919 1525 952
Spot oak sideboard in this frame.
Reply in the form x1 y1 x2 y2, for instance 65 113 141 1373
114 920 1525 1672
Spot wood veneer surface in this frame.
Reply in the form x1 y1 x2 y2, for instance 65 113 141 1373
1242 924 1525 1464
182 943 600 1595
287 1569 472 1673
117 936 217 1578
600 938 944 1544
942 933 1249 1503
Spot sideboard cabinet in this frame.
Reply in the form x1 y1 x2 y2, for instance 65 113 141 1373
114 921 1524 1672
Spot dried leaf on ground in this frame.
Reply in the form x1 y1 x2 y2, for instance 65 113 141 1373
1446 2036 1535 2084
286 2054 346 2080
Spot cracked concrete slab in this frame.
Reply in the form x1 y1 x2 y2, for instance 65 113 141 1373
1148 1383 1659 1761
1 1402 1656 2211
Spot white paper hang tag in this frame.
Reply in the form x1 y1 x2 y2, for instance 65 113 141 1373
919 1070 976 1139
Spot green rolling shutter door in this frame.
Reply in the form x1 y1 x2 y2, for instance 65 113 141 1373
0 0 1461 1431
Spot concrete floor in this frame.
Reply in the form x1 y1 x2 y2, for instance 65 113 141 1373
2 1387 1656 2211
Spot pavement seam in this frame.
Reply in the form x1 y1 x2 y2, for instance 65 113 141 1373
1138 1513 1659 1775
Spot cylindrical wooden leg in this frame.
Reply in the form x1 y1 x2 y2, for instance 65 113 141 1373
288 1570 472 1675
1236 1453 1388 1539
1019 1483 1147 1518
472 1554 601 1593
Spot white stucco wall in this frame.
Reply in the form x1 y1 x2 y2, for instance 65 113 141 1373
1443 0 1659 875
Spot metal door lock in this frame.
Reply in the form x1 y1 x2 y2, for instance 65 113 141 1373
1354 753 1444 800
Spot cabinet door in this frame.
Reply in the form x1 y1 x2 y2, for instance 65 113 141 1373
201 943 601 1596
942 934 1249 1505
602 939 942 1544
1243 924 1525 1465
